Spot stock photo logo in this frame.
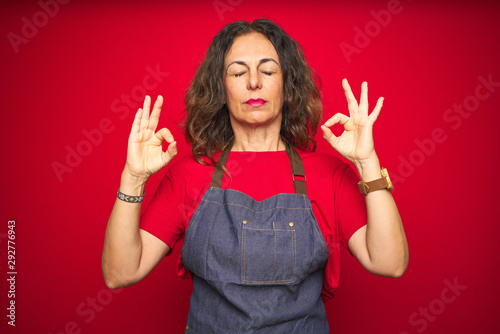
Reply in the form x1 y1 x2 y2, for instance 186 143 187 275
7 0 71 54
339 0 414 64
399 277 468 334
51 64 169 183
213 0 243 21
391 74 500 185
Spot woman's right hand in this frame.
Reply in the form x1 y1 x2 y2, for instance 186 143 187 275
123 95 177 181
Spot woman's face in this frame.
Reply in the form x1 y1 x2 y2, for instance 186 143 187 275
224 32 283 131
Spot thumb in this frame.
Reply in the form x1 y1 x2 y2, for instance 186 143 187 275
162 141 178 164
154 128 177 166
321 125 337 146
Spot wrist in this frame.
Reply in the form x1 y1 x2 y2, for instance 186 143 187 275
120 169 148 196
353 156 381 182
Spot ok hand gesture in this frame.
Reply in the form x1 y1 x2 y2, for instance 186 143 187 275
321 79 383 167
123 95 177 181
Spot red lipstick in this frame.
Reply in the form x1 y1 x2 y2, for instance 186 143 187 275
246 98 266 107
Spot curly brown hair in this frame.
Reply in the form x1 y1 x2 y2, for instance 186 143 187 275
183 19 323 165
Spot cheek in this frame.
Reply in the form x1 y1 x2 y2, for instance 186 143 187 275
272 81 284 104
271 75 283 94
225 82 240 101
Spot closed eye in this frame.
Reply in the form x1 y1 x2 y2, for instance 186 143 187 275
232 71 274 77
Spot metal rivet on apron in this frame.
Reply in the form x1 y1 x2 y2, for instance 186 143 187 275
185 325 189 330
243 220 247 225
289 222 294 227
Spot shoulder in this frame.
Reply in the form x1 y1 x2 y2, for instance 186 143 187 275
154 152 215 205
157 152 215 192
296 148 352 179
166 152 213 175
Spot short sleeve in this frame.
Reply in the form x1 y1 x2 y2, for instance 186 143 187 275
139 167 185 253
335 165 367 251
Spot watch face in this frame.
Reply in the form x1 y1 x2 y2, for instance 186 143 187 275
382 168 394 190
387 177 394 190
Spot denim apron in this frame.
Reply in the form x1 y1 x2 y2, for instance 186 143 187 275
181 144 329 333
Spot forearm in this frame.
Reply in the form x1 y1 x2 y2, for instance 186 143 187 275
355 157 409 277
102 171 148 288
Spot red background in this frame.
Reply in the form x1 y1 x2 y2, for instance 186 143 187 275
1 0 500 333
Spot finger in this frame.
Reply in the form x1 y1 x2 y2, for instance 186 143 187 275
130 108 143 135
154 128 177 164
323 112 353 131
140 95 151 131
359 81 368 114
148 95 163 132
320 125 337 142
369 96 384 123
342 78 358 115
153 127 174 146
163 141 178 163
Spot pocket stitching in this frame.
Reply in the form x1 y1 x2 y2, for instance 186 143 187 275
242 226 296 284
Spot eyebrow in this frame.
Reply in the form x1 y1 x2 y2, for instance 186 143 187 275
226 58 280 70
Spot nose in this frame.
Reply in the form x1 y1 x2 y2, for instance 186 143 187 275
247 69 262 90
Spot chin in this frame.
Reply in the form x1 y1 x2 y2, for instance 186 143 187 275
245 114 277 126
230 109 281 128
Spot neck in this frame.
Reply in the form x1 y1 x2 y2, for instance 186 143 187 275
230 122 285 152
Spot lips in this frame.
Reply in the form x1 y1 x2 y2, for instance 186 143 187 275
246 98 266 107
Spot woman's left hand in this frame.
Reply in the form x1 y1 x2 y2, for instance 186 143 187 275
321 79 383 167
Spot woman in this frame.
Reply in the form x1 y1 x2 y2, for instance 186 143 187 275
102 19 408 333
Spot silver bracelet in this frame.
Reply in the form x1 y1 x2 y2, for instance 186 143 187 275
117 190 145 203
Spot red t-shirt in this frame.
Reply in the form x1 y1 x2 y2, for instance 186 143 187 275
139 148 367 302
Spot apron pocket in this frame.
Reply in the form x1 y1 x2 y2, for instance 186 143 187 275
241 223 295 285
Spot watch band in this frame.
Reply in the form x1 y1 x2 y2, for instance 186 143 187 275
358 168 393 195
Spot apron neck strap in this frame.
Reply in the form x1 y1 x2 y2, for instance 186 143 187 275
210 142 307 195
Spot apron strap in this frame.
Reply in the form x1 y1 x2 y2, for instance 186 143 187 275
210 145 231 189
210 142 307 195
285 143 307 195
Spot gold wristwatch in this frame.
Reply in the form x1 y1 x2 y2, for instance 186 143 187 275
358 168 394 195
